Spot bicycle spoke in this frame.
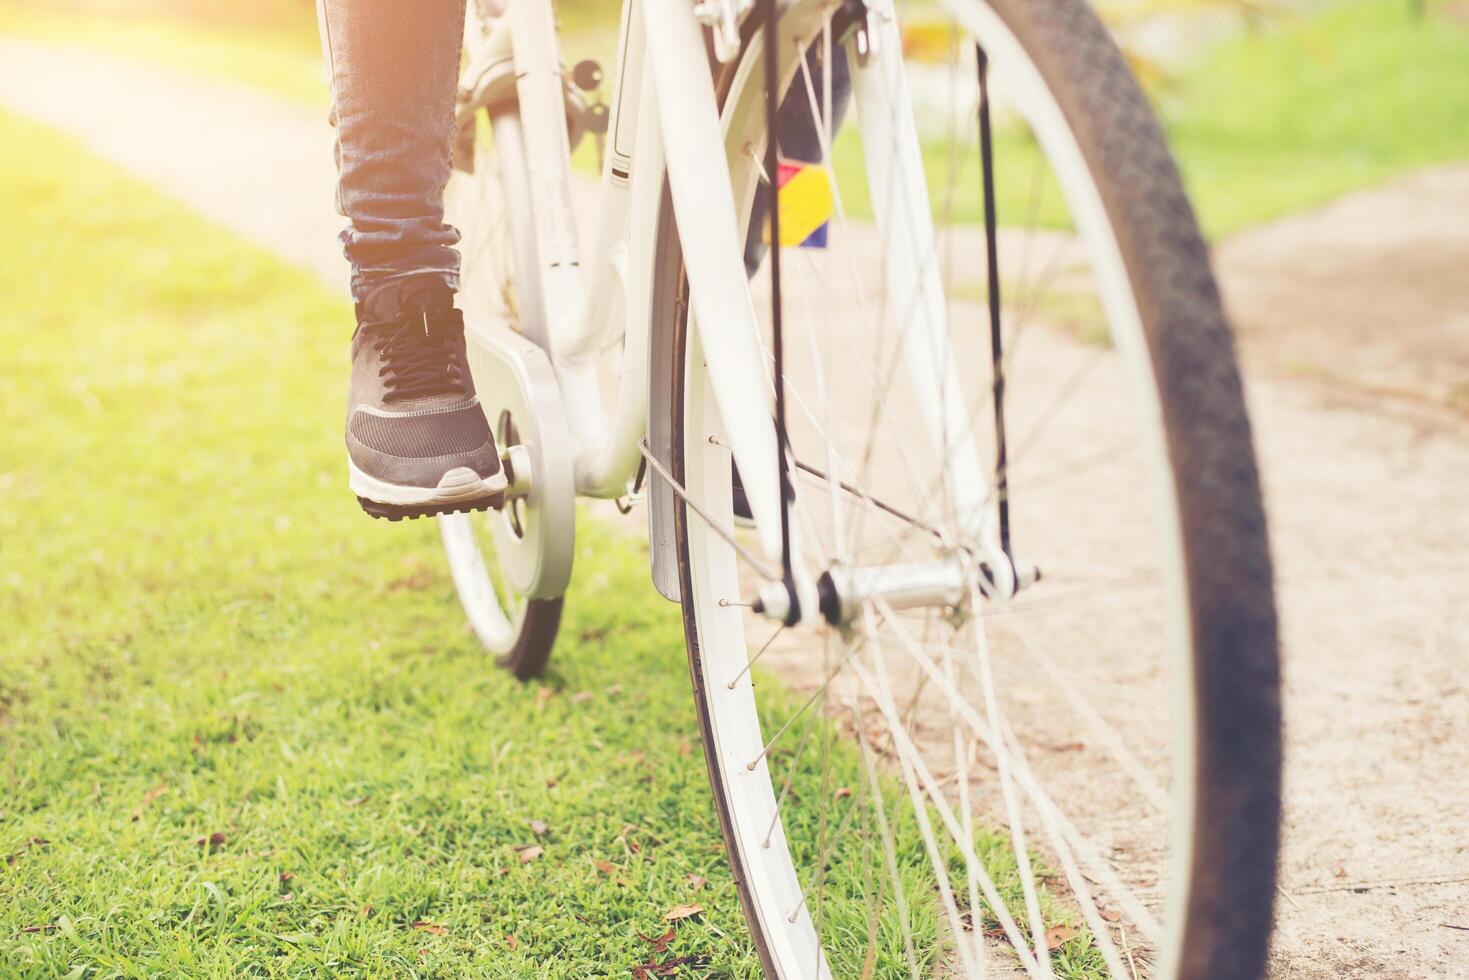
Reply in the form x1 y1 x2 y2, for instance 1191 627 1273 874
747 633 869 772
963 577 1052 976
638 439 781 582
854 650 987 978
1002 613 1170 813
871 600 1164 942
851 633 1038 975
849 695 923 977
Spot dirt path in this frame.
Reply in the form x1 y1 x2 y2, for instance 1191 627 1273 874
1219 165 1469 419
0 40 345 291
3 37 1465 978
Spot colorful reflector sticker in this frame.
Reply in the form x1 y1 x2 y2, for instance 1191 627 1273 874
766 160 833 249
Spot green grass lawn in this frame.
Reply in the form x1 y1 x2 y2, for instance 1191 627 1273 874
0 107 758 977
1166 0 1469 235
0 111 1108 977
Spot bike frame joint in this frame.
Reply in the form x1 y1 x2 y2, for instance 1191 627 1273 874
694 0 755 63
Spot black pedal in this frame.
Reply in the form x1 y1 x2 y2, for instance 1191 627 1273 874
356 493 504 522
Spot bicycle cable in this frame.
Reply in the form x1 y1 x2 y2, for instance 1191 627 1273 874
977 44 1014 561
764 0 800 625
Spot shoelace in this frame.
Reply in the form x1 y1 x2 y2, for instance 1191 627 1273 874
367 309 467 403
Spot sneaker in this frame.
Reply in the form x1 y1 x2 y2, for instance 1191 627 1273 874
346 278 506 519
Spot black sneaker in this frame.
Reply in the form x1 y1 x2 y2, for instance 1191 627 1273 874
346 278 506 519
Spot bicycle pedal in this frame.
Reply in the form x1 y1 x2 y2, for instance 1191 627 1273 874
357 493 505 522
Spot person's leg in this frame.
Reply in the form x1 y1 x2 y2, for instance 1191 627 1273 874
318 0 465 308
319 0 506 517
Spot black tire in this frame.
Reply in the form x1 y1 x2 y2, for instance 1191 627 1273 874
994 2 1283 974
498 597 563 681
659 0 1281 976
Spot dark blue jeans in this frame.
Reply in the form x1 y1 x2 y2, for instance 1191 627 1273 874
317 0 465 302
316 1 849 302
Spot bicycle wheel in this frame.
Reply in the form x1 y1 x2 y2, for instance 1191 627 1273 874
440 11 563 681
660 1 1279 976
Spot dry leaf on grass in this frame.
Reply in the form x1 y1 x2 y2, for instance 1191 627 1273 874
687 874 708 890
387 566 437 592
833 786 852 801
535 687 555 705
618 825 646 856
346 795 371 807
529 819 549 838
572 691 594 704
638 926 676 953
411 920 447 935
130 783 169 820
4 837 50 866
195 831 228 849
506 934 519 950
517 845 545 864
1044 924 1076 950
279 871 295 883
665 903 704 922
632 954 701 978
594 859 630 886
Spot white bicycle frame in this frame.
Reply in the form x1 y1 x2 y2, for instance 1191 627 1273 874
463 0 1013 620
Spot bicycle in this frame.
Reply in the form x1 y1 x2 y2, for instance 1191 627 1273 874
438 0 1281 976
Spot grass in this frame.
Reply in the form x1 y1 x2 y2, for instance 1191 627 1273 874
0 110 1107 976
1166 0 1469 235
0 107 747 977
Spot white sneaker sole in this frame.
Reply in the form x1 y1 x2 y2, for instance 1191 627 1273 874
349 460 508 508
